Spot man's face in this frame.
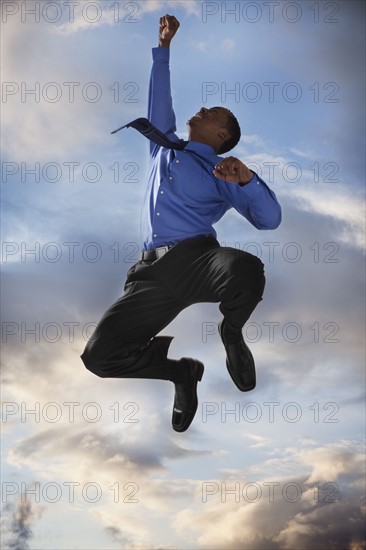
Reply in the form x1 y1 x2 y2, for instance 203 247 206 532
187 106 231 138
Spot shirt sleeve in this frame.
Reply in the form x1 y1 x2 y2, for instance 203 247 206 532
217 171 282 229
147 47 179 157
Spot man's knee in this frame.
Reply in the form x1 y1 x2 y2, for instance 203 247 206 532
228 252 265 298
80 335 134 378
220 246 263 270
232 251 264 277
80 340 107 378
245 255 265 297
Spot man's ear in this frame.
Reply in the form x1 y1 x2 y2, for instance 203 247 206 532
218 129 231 143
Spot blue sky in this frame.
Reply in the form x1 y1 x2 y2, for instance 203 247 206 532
1 1 365 549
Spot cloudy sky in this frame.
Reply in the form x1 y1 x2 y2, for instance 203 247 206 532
1 0 365 548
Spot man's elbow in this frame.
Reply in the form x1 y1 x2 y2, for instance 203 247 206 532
268 210 282 229
258 208 282 230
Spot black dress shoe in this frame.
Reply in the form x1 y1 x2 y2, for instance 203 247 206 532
218 319 256 391
172 358 204 432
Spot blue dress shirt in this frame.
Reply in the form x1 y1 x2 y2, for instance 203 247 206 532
141 47 282 251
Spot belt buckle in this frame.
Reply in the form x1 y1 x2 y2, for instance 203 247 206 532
156 246 169 259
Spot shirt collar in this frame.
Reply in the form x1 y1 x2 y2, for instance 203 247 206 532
184 141 216 156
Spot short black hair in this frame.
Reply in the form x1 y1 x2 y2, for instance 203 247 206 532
219 110 241 154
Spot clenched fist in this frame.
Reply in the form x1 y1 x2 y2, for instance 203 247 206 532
213 157 254 185
159 14 180 47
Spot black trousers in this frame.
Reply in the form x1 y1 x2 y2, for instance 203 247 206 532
80 235 265 381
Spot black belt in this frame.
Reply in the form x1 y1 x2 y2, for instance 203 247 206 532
140 245 174 261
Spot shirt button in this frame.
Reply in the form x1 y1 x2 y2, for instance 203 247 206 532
256 181 260 185
175 160 180 163
156 212 160 216
153 233 157 238
160 190 164 194
169 176 173 180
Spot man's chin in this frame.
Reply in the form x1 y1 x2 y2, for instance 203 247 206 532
187 117 198 125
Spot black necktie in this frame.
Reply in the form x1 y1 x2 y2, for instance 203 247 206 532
111 117 187 150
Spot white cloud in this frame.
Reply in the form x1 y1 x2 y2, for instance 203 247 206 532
173 441 366 549
196 40 209 52
288 187 365 249
240 134 265 148
243 433 274 448
55 0 200 35
298 442 366 484
140 0 200 17
289 147 314 159
220 38 235 51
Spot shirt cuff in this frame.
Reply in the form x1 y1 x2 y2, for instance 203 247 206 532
152 46 170 61
238 171 265 194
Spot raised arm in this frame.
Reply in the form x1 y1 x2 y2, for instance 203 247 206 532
147 14 180 156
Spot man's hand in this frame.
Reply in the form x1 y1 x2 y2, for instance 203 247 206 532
213 157 254 185
158 14 180 47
